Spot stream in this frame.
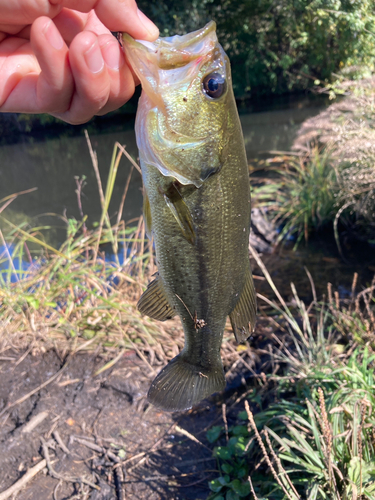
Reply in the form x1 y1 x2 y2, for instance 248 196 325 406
1 94 374 300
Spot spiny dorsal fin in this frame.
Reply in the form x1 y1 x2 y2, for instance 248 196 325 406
143 188 152 238
229 265 257 343
137 273 176 321
163 182 196 245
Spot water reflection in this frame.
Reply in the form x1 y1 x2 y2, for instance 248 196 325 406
0 100 325 248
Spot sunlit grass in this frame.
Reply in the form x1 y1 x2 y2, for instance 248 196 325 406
207 247 375 500
252 146 338 248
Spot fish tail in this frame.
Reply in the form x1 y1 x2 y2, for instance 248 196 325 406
147 354 225 412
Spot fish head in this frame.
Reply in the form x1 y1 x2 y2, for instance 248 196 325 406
123 21 233 187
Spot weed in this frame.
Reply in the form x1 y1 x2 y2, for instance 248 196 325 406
208 248 375 500
252 146 338 248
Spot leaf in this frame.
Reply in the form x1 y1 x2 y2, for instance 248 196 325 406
207 426 223 443
230 479 251 497
221 464 233 474
209 479 224 493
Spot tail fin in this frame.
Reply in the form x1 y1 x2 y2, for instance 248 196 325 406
147 354 225 412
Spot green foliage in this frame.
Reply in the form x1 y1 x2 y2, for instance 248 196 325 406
208 348 375 500
253 146 338 247
139 0 375 97
208 253 375 499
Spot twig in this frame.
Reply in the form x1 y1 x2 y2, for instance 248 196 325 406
53 430 70 454
116 143 142 175
0 358 71 418
175 425 211 451
114 465 125 500
0 459 47 500
126 422 178 472
222 404 229 443
21 411 49 434
42 438 100 490
248 476 259 500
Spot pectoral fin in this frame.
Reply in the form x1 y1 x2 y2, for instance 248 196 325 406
143 189 152 238
229 266 257 343
137 273 176 321
164 182 196 245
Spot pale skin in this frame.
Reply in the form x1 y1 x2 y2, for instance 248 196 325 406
0 0 159 124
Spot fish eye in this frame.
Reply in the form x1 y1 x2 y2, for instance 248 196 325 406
202 73 226 99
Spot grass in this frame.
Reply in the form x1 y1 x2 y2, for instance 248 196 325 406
0 136 374 499
207 248 375 500
252 146 338 248
252 77 375 249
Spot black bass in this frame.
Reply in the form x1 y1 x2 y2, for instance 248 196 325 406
123 22 256 412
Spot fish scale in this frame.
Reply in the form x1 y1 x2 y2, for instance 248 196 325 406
123 21 257 411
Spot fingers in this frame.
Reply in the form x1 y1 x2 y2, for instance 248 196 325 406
56 0 159 39
0 0 159 41
54 31 135 124
0 17 72 113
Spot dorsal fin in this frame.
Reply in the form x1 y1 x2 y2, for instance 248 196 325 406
137 273 176 321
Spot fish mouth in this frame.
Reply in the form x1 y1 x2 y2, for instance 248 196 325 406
122 21 218 108
123 21 217 69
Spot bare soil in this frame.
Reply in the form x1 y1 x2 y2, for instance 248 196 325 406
0 330 271 500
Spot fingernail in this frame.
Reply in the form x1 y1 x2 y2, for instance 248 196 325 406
101 41 122 71
84 40 104 74
43 20 64 50
137 8 159 39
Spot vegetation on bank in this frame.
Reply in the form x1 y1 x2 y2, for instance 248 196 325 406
207 254 375 500
252 78 375 249
0 137 374 498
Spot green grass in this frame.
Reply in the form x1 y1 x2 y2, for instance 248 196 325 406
207 247 375 500
252 80 375 250
252 146 338 248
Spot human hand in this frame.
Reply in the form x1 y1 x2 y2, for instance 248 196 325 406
0 0 158 124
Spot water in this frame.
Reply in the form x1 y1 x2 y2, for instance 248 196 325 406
0 96 326 243
1 96 373 298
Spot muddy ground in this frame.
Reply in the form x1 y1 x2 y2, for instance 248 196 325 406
0 333 270 500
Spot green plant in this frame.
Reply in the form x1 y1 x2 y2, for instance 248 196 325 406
139 0 375 98
253 146 338 247
208 248 375 500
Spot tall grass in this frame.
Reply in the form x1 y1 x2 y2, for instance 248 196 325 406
0 137 165 356
207 247 375 500
252 146 338 248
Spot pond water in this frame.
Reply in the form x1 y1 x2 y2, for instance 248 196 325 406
1 95 374 299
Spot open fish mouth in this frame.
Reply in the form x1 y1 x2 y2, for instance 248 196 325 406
122 21 220 109
123 21 217 70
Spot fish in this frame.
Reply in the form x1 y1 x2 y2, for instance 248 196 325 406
123 21 257 412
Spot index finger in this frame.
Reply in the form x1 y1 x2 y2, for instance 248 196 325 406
0 0 158 40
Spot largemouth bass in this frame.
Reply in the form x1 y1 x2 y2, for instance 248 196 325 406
123 21 256 412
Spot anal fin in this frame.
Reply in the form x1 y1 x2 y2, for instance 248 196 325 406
137 273 176 321
229 265 257 343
